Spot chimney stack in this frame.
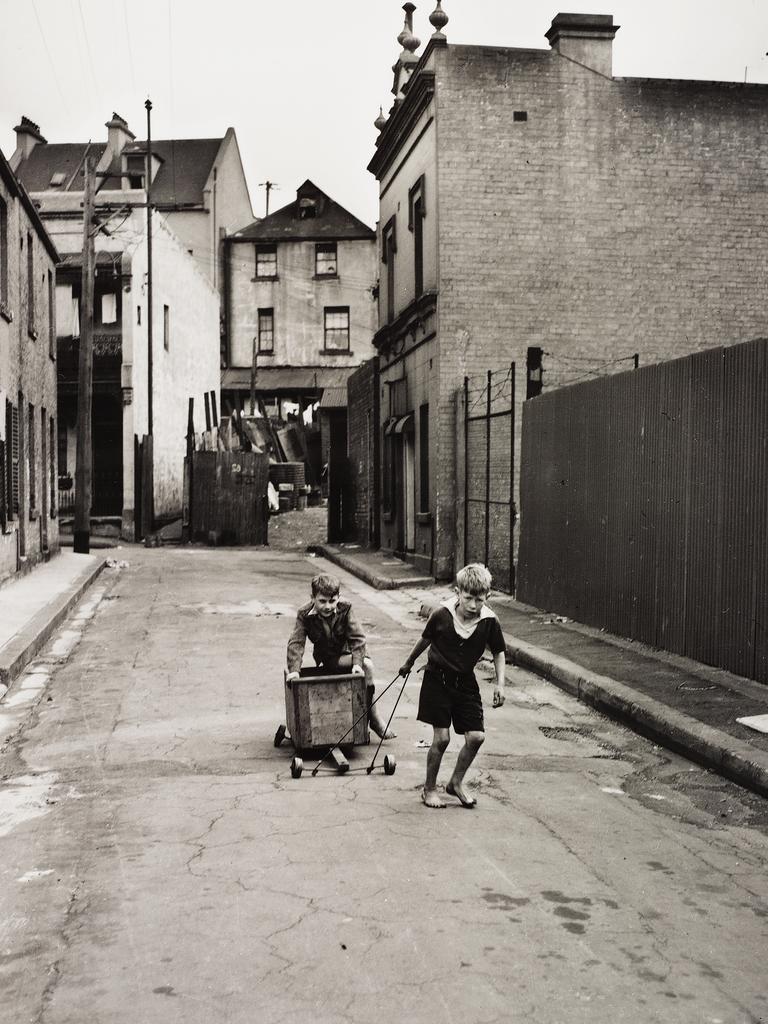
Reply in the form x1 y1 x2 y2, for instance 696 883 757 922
10 116 47 170
105 112 135 159
545 13 619 78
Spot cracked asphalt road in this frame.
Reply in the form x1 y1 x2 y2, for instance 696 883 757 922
0 544 767 1024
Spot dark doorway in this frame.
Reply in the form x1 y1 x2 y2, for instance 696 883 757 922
327 411 349 543
92 392 122 515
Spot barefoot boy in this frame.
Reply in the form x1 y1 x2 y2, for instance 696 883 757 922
399 563 505 808
286 573 396 739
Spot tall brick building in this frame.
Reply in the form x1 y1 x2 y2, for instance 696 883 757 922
0 148 60 582
360 4 768 581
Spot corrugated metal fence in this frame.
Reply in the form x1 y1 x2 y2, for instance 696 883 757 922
518 338 768 683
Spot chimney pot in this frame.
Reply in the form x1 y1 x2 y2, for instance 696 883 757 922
545 12 619 78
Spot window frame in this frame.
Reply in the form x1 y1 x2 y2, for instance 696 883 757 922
381 215 397 324
323 306 350 353
163 304 170 351
255 244 278 279
257 307 274 354
408 176 426 299
315 242 338 278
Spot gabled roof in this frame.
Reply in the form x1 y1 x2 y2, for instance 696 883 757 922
233 180 374 242
15 137 224 206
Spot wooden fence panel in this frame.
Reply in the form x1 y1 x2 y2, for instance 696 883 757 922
190 451 268 545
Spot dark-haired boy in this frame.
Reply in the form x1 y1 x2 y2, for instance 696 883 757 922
286 573 396 739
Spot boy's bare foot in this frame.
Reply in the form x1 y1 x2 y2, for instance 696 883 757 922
421 787 446 809
446 781 477 808
369 714 397 739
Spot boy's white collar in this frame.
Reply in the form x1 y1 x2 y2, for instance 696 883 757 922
441 595 494 635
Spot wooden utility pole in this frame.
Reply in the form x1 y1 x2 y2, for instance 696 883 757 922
74 155 95 554
145 99 154 438
259 180 278 216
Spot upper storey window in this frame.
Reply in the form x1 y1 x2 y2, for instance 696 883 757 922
124 153 145 189
409 176 426 298
255 245 277 279
315 243 337 277
382 216 397 324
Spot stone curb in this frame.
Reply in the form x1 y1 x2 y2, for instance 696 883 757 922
309 544 433 591
419 601 768 800
0 556 108 691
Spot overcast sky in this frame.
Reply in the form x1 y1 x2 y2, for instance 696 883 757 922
2 0 768 228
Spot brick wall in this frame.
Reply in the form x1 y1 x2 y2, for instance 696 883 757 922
0 172 60 583
431 42 768 572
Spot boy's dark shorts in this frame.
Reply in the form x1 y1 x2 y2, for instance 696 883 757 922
417 666 484 734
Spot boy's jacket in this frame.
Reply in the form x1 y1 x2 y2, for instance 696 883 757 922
286 599 366 673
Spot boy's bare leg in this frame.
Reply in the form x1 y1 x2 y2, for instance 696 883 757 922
363 657 396 739
423 727 450 807
446 730 484 804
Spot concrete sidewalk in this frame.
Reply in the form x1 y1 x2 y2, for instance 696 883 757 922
314 542 768 798
0 551 107 692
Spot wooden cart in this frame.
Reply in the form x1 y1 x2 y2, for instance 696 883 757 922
275 667 370 776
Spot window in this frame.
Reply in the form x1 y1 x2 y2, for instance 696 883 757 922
419 403 429 513
382 216 397 324
315 243 337 277
163 304 170 351
258 308 274 353
48 270 55 358
255 245 277 278
26 233 35 338
316 244 337 276
299 198 317 219
0 197 8 319
28 402 36 513
324 307 350 352
124 153 145 189
101 292 117 325
408 177 426 298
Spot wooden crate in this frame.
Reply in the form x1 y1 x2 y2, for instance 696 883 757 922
285 670 369 752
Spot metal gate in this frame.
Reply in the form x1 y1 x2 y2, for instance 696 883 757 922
463 365 516 593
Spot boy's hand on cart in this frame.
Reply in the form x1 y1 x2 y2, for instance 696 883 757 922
492 686 506 708
398 663 413 678
286 671 300 682
351 665 364 676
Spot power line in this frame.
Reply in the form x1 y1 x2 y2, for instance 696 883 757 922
30 0 73 118
76 0 99 93
122 0 137 90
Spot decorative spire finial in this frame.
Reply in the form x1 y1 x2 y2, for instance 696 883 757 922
374 107 388 132
429 1 448 40
397 2 421 55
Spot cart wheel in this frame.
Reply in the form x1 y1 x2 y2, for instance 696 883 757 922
290 757 303 779
383 755 397 776
274 724 287 748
